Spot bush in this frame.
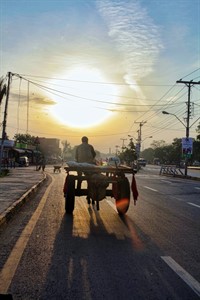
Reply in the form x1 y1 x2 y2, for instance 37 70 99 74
0 169 10 177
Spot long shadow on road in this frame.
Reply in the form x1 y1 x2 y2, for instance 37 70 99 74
39 207 198 300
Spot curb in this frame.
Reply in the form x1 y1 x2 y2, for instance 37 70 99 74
160 174 200 181
0 173 47 229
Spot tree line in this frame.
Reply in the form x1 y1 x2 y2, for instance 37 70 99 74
11 121 200 166
141 123 200 165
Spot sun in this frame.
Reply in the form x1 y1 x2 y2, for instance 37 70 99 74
47 67 119 128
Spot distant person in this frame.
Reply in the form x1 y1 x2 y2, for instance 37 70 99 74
38 156 46 171
41 156 46 171
75 136 96 164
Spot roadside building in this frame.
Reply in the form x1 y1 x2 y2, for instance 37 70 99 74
37 137 61 163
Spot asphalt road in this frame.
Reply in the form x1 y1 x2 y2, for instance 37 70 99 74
0 165 200 299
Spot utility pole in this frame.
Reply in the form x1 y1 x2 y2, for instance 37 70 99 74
26 80 30 134
135 121 146 158
115 145 120 155
0 72 12 173
176 79 200 176
120 138 127 151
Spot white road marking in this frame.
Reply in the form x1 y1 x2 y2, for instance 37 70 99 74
0 175 55 294
161 180 172 184
161 256 200 297
171 196 184 202
195 187 200 190
107 200 200 296
144 186 158 192
187 202 200 209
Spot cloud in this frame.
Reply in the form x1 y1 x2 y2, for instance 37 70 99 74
10 92 55 106
96 0 163 84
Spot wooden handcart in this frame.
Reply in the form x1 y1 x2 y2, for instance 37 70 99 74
63 164 138 215
53 165 61 173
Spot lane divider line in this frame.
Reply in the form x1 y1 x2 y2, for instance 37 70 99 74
161 256 200 297
161 180 172 184
187 202 200 209
144 186 158 192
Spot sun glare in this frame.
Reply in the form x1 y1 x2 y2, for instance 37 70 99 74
47 68 119 128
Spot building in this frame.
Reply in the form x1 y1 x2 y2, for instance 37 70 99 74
37 137 61 163
0 139 38 167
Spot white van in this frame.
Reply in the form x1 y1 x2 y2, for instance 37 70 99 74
19 156 29 167
137 158 147 167
107 156 121 167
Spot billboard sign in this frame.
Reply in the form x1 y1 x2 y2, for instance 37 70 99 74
181 137 193 157
135 143 140 157
0 140 15 147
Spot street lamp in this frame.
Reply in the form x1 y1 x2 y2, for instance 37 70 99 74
162 110 189 175
141 136 153 151
142 135 153 142
162 111 186 129
128 135 137 141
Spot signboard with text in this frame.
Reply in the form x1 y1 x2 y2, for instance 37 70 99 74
135 143 140 157
181 137 193 158
0 140 15 147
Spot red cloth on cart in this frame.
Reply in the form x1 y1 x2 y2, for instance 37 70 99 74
131 175 138 205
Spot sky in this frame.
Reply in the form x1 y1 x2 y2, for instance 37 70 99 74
0 0 200 154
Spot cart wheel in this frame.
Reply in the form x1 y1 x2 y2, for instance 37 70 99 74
113 177 130 215
65 175 75 214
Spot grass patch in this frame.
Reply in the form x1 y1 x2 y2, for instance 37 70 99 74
0 169 10 177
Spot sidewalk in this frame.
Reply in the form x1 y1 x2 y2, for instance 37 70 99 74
0 166 46 228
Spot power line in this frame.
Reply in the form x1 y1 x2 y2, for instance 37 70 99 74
128 83 183 132
7 71 200 144
16 73 175 86
128 79 199 138
13 74 186 109
178 68 200 80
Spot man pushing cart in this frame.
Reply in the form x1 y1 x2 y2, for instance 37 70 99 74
63 136 139 214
